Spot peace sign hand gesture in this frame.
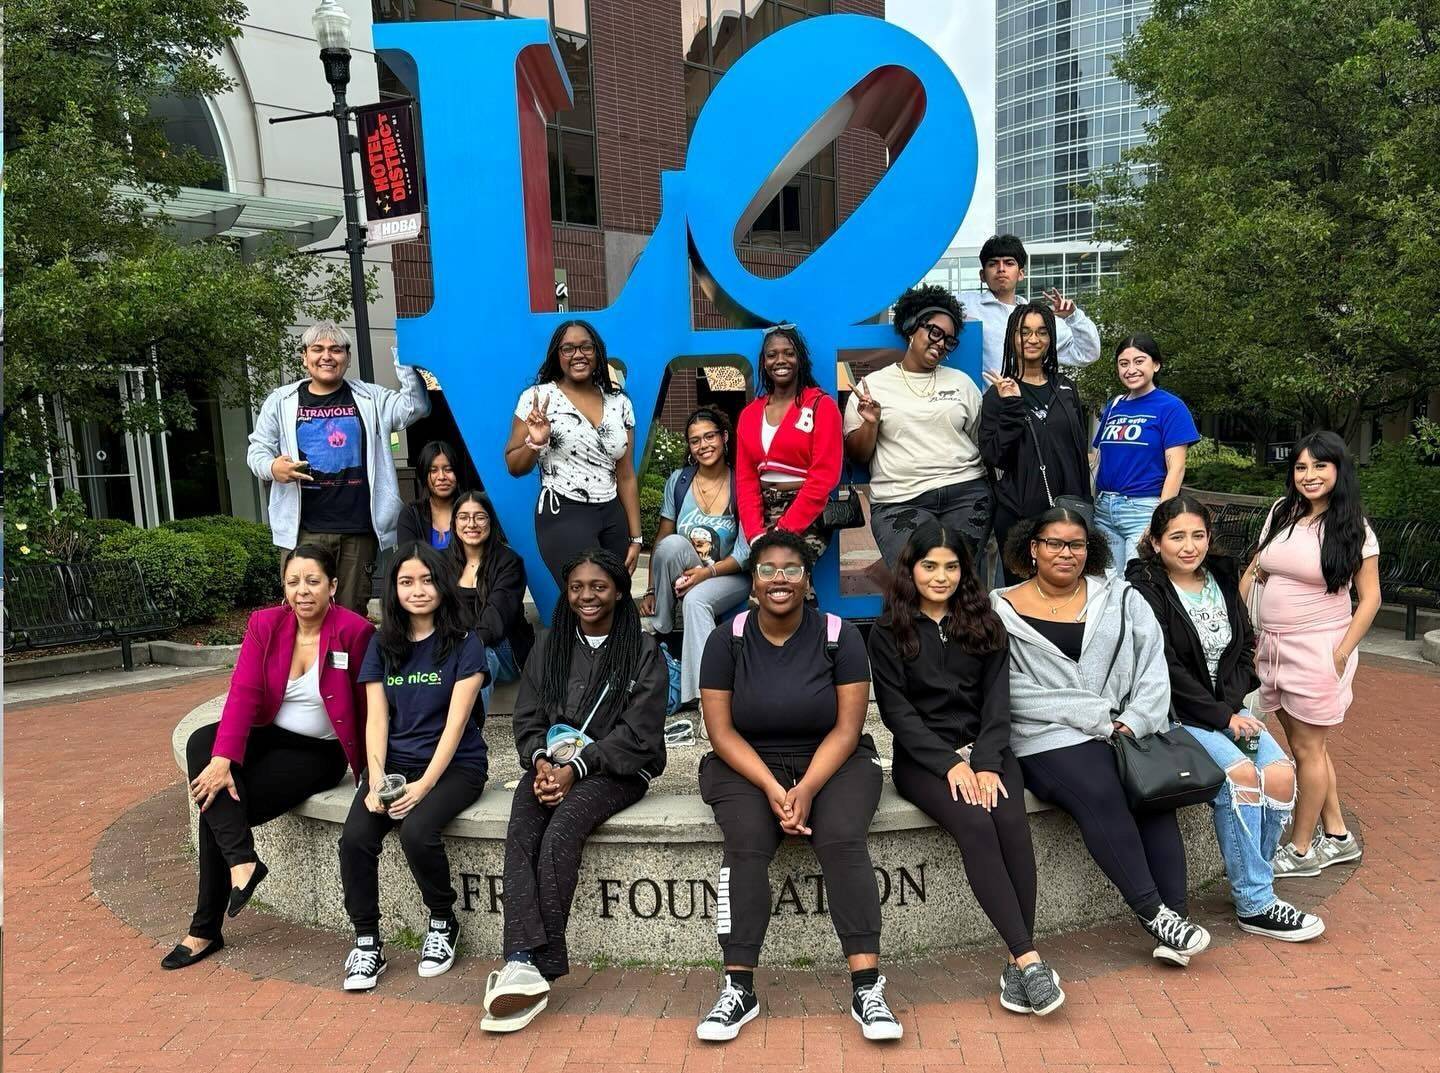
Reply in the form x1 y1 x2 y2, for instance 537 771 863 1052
525 388 552 446
1044 288 1076 318
854 379 881 425
983 370 1021 398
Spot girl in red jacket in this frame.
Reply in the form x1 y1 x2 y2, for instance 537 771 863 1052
734 325 843 558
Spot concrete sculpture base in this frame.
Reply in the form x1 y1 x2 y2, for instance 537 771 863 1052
174 698 1224 966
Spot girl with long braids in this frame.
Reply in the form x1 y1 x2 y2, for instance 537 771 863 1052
979 302 1092 584
338 542 489 991
504 320 643 583
734 324 843 559
869 522 1064 1015
448 489 535 710
1241 431 1380 879
845 284 990 566
482 549 667 1033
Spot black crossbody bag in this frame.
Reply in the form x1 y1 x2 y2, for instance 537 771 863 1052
1103 590 1224 813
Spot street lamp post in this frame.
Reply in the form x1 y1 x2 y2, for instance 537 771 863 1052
312 0 374 382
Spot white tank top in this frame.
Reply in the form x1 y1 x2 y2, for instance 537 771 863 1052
271 657 336 740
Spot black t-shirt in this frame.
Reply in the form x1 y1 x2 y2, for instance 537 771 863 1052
1031 385 1088 501
1019 379 1056 421
296 381 372 535
698 606 870 756
358 630 489 774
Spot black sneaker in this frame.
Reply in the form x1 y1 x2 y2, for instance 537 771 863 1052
851 975 903 1040
1020 962 1065 1016
1238 900 1325 942
1141 906 1210 966
418 917 459 977
343 935 386 991
999 962 1031 1014
695 975 759 1041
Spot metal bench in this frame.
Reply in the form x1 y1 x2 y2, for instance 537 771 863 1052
5 560 179 669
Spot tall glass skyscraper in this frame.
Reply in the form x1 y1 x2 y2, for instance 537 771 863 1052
994 0 1155 296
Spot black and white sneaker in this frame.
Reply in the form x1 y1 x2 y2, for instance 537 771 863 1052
695 975 759 1041
851 975 903 1040
343 935 386 991
1142 906 1210 967
418 917 459 977
999 962 1031 1014
1020 962 1065 1016
1238 900 1326 942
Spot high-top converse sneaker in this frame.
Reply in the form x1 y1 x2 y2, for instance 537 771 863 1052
343 935 386 991
696 975 760 1042
851 975 903 1040
417 917 459 978
1142 906 1211 967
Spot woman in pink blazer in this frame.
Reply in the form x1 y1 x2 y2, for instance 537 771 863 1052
162 544 375 970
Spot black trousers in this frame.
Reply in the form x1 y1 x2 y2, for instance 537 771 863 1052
502 771 647 979
699 744 884 966
891 750 1038 958
338 763 487 937
1019 739 1187 919
185 721 347 941
535 493 629 585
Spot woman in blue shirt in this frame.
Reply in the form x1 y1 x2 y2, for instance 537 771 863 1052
1092 334 1200 570
639 407 751 710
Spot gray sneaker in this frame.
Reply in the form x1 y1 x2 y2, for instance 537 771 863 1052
1020 962 1065 1016
1272 841 1322 879
1314 832 1362 868
999 962 1030 1014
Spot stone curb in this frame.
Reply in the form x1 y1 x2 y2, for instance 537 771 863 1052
1424 629 1440 667
5 639 241 682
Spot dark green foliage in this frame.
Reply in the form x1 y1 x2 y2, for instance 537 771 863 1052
94 526 240 625
165 516 279 606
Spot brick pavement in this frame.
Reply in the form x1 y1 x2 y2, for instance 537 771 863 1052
5 657 1440 1072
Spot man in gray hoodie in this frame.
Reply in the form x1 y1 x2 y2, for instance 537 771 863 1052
247 322 431 613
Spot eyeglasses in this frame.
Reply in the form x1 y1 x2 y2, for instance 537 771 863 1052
1035 538 1089 554
455 513 490 527
920 323 960 353
559 342 596 358
687 430 723 447
1017 328 1050 340
755 563 806 582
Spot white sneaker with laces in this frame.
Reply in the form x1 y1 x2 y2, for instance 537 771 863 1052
483 959 550 1018
851 975 903 1040
696 976 760 1042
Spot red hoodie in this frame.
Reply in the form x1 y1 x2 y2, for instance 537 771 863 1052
734 386 843 539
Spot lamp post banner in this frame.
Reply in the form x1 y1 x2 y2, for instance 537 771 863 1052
356 101 423 246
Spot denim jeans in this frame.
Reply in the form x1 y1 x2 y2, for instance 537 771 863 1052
481 638 521 713
1094 491 1160 572
1187 720 1294 917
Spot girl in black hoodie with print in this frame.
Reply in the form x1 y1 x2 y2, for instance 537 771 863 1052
869 521 1064 1017
480 548 667 1034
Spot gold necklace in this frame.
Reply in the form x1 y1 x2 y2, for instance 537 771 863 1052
899 364 937 399
693 471 729 514
1032 577 1084 616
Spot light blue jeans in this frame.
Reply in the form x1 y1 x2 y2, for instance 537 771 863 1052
1187 721 1295 917
481 638 521 713
647 534 751 703
1094 491 1161 571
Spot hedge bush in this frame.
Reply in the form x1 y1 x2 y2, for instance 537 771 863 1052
638 428 687 545
165 515 278 606
95 526 243 625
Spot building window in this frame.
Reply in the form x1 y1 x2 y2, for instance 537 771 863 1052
682 0 834 253
374 0 597 228
147 94 228 191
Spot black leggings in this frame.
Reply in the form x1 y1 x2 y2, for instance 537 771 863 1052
891 750 1037 958
1019 739 1187 919
535 492 629 585
185 721 347 941
699 744 883 966
338 763 487 937
502 771 647 979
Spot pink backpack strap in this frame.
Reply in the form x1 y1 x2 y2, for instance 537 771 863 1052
824 612 842 646
731 610 750 637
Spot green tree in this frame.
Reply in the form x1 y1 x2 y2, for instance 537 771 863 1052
4 0 358 523
1084 0 1440 451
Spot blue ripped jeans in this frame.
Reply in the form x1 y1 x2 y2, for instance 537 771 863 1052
1094 491 1160 572
1187 721 1295 917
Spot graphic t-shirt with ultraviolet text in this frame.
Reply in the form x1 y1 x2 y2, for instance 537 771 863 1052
296 381 372 534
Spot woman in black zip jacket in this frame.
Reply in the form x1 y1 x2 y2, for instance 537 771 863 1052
1126 496 1324 943
979 302 1092 584
480 548 666 1034
869 521 1064 1017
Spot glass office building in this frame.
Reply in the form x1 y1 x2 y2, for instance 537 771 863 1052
994 0 1154 296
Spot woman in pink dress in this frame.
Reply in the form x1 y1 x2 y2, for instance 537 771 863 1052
1241 431 1380 880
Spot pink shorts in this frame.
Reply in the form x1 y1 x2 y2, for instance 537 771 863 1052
1255 625 1357 727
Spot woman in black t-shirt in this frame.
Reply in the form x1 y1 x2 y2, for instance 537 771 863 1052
693 531 901 1044
337 542 489 993
869 522 1063 1017
979 302 1092 585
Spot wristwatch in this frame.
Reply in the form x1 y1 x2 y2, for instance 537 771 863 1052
629 536 644 545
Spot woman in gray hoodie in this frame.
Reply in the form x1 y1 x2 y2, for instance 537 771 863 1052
989 506 1212 967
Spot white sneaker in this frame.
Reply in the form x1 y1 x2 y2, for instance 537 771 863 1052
481 996 548 1033
483 959 550 1018
417 917 458 978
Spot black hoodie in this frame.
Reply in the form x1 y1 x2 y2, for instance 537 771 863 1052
513 628 667 783
979 372 1091 520
1125 554 1259 731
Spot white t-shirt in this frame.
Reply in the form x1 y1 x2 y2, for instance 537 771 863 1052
843 363 985 502
515 383 635 503
270 658 336 740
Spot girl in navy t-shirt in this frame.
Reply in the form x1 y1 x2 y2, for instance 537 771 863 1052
1091 333 1200 570
337 542 489 992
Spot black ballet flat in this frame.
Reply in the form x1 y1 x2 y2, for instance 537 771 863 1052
226 860 269 918
161 935 225 970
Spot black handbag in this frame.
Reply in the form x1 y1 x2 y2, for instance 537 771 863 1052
1103 590 1225 812
820 467 866 531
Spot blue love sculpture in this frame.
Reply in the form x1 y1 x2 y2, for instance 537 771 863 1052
374 13 979 620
